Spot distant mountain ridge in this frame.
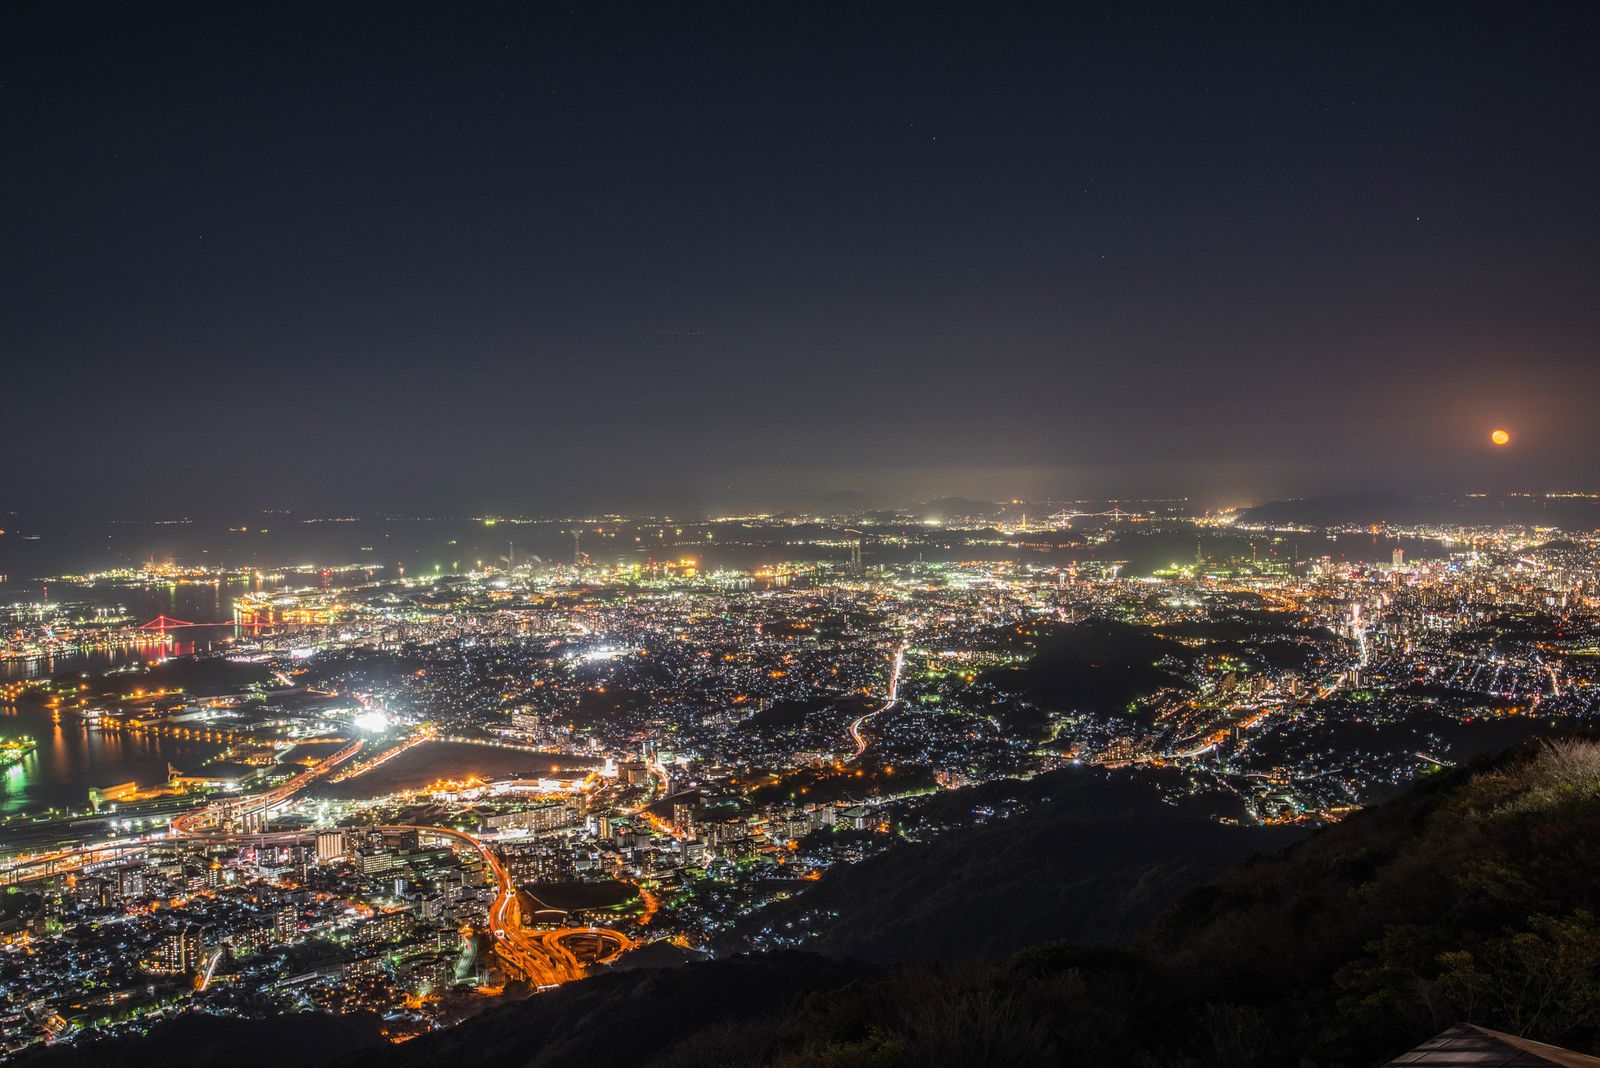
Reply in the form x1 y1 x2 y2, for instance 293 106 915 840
1240 491 1600 529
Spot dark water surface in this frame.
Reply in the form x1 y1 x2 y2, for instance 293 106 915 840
0 700 228 818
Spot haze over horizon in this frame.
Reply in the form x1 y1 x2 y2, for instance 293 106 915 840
7 6 1600 1064
4 2 1598 516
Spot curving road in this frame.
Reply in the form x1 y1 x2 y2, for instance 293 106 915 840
391 822 634 986
173 745 637 986
846 643 906 761
2 736 635 989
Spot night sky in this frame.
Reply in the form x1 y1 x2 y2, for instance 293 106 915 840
4 2 1598 515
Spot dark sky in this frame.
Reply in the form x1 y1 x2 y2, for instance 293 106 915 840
4 2 1598 515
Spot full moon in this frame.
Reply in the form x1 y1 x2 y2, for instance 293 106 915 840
1490 428 1511 446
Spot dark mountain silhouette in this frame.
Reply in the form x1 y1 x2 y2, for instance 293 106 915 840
983 619 1196 720
725 767 1299 965
913 496 999 520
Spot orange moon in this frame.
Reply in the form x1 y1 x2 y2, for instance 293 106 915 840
1490 428 1511 446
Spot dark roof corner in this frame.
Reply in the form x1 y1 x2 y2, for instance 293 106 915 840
1387 1023 1600 1067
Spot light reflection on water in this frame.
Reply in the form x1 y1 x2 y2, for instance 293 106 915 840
0 575 250 818
0 699 230 817
1 637 217 682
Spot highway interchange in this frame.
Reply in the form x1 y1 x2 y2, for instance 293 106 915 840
1 737 635 986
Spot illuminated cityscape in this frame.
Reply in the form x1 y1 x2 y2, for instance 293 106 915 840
5 0 1600 1063
0 501 1598 1056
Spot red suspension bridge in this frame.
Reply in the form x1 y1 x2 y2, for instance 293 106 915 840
137 616 234 634
137 615 286 634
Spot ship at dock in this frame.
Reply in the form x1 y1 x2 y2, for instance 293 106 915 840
0 737 36 768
